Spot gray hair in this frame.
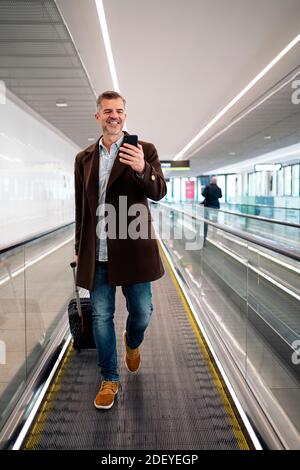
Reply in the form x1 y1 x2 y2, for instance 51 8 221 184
96 91 126 111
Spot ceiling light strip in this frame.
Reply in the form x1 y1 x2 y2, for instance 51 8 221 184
187 68 300 161
174 32 300 161
95 0 120 92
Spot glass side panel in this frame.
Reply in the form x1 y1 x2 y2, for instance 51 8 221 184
152 202 300 444
0 224 75 433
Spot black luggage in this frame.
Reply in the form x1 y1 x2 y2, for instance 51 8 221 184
68 261 96 350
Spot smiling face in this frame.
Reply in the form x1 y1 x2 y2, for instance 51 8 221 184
95 97 126 138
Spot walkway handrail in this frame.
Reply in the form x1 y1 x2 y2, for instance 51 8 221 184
227 202 300 211
156 202 300 262
217 208 300 228
165 202 300 228
0 221 75 255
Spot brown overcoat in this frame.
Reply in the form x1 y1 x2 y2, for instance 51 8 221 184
74 132 167 290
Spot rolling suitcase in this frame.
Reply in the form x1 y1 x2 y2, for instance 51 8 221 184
68 261 96 350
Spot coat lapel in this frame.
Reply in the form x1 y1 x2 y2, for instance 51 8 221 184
106 131 128 191
106 148 127 191
85 132 129 216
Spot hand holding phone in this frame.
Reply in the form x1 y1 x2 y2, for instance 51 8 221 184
119 134 145 174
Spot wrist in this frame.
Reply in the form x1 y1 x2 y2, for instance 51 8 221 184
136 162 145 175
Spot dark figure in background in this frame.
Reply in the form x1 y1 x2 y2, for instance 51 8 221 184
201 176 222 242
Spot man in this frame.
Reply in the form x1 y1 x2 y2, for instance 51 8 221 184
201 176 222 241
74 91 166 410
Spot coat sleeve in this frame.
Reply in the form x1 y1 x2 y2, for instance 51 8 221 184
74 154 83 255
133 143 167 201
201 186 207 198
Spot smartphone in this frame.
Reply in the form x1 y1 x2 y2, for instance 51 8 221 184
123 134 138 147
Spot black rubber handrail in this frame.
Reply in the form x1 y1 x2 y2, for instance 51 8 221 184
0 221 75 255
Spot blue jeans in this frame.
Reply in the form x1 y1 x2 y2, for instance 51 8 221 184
89 262 153 382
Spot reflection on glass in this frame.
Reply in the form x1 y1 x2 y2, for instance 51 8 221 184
284 166 292 196
292 164 299 197
0 225 74 433
0 248 26 429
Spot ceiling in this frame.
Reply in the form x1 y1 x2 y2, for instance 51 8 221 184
187 65 300 175
0 0 99 148
1 0 300 175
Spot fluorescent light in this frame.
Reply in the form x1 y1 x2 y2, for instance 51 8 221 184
95 0 120 92
186 69 300 160
264 135 272 140
174 32 300 161
56 99 68 108
88 137 95 141
95 0 127 131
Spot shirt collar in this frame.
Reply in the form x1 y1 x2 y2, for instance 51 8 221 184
99 133 124 152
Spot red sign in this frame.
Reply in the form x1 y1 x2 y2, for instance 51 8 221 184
185 181 195 200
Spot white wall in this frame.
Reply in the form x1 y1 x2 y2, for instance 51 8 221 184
0 89 80 250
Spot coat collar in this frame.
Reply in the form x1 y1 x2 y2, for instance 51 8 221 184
84 131 129 218
84 130 129 156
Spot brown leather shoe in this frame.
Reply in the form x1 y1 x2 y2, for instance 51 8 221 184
94 381 119 410
123 330 141 373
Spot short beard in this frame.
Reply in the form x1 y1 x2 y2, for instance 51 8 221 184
105 123 123 136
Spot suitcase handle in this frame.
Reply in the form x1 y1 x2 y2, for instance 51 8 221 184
70 261 82 318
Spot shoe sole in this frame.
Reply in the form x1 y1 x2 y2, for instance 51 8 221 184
123 331 141 374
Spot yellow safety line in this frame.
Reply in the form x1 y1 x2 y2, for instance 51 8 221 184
161 248 251 450
23 343 74 450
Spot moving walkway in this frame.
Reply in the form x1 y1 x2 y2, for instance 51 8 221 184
0 225 259 450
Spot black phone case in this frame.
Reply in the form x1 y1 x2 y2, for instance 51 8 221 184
123 135 138 147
